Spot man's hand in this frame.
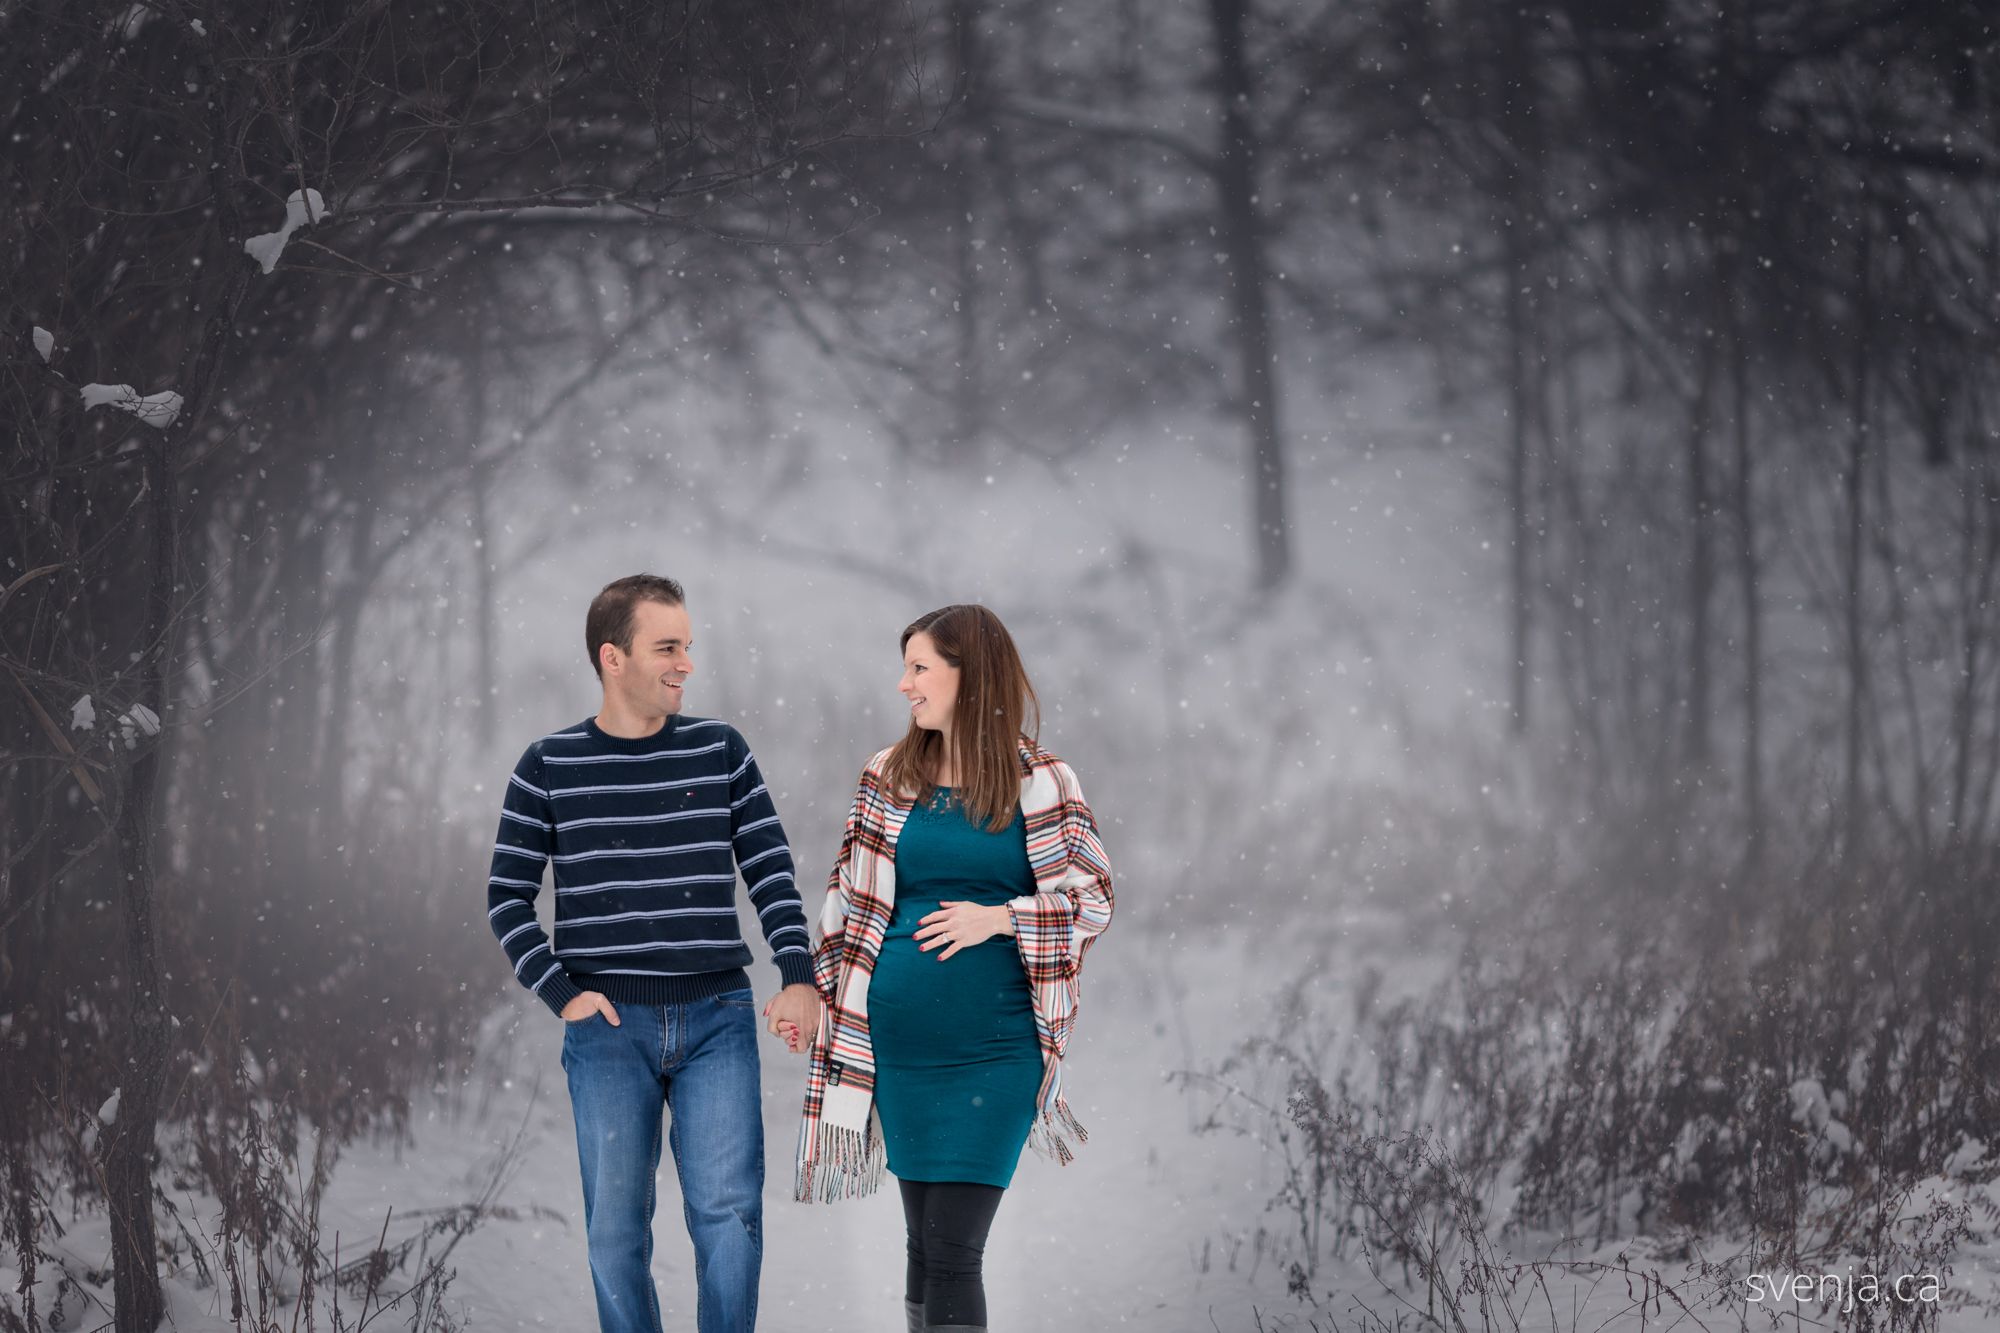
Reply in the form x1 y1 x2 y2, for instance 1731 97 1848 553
561 991 619 1025
763 982 822 1054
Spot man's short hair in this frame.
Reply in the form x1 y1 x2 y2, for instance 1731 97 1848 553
586 574 686 679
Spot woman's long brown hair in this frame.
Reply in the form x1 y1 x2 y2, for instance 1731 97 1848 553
883 604 1040 832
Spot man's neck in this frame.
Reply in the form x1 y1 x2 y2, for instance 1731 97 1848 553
596 697 670 739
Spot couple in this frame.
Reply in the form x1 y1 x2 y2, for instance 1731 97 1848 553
484 574 1114 1333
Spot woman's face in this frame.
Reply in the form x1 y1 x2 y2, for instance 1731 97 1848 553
898 631 961 735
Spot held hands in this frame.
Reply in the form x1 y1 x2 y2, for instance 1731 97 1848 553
764 982 823 1055
756 905 1015 1050
561 991 619 1025
915 901 1014 961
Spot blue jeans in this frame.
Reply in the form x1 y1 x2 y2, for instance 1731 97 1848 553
562 989 763 1333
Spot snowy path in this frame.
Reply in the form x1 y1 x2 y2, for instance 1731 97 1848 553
320 913 2000 1333
322 928 1325 1333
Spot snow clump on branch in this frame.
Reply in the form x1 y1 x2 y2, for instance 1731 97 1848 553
80 383 184 430
244 187 329 274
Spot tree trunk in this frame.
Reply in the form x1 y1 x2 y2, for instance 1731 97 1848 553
1842 221 1873 861
1207 0 1290 592
1719 3 1762 870
949 0 987 451
1729 309 1764 866
1685 307 1715 768
469 325 498 744
105 439 174 1333
319 504 378 841
1950 458 1999 844
1497 8 1541 734
101 78 258 1320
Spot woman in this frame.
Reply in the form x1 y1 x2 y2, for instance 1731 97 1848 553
784 604 1113 1333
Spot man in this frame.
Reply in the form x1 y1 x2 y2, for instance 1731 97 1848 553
486 574 823 1333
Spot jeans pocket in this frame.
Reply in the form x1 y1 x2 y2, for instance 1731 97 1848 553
715 988 755 1009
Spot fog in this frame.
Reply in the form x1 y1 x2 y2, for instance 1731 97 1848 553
7 2 2000 1329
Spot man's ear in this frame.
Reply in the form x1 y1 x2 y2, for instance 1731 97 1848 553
598 641 619 677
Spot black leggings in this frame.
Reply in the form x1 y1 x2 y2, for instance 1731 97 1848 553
899 1178 1005 1326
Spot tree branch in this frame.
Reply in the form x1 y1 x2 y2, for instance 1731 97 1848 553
993 96 1218 175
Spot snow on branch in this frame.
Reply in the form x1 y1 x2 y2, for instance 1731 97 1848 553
80 383 184 430
117 703 161 749
244 187 330 274
32 326 54 362
65 694 160 748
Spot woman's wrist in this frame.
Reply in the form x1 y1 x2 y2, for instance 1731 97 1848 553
992 903 1017 937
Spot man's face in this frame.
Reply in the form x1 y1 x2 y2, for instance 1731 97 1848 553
604 599 693 716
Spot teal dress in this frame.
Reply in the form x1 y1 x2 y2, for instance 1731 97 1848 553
868 787 1044 1187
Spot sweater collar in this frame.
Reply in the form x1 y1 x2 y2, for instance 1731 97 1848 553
582 712 682 752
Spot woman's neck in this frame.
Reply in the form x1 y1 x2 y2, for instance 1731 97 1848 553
931 731 957 786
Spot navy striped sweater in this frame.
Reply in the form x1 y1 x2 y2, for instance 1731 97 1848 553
486 714 816 1015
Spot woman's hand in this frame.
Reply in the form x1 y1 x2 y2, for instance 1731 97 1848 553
763 982 822 1054
914 902 1014 961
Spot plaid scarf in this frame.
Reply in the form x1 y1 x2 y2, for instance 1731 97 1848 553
793 736 1114 1202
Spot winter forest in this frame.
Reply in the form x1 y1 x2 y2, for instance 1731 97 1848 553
5 1 2000 1330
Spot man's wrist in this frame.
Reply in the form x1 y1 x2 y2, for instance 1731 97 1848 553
540 971 585 1017
776 952 818 992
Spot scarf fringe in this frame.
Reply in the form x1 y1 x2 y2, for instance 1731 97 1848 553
795 1116 886 1203
1025 1095 1089 1166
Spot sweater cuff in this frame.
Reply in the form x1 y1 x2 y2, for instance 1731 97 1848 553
775 952 817 992
536 969 585 1018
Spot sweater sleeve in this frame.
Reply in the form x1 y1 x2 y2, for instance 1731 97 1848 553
486 742 584 1017
726 727 816 991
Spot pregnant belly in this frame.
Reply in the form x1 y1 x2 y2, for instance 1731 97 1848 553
870 934 1038 1063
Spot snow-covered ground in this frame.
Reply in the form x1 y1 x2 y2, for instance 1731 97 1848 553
5 920 1377 1332
23 900 1997 1332
311 911 1411 1333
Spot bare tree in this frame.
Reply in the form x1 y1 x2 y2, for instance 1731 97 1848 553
2 2 929 1326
